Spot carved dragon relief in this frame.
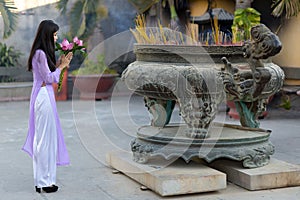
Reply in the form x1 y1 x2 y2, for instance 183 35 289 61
221 24 284 128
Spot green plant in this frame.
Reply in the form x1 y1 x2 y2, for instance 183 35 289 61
71 54 117 75
279 92 292 110
0 42 22 67
232 8 261 43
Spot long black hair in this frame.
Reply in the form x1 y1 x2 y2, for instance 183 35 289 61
28 20 59 72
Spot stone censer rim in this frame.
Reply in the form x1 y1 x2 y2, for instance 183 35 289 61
133 44 245 63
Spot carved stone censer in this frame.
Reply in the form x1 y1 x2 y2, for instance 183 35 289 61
122 24 284 168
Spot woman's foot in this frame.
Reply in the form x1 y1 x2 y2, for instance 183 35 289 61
35 185 59 193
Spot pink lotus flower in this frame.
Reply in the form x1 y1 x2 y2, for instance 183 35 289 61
58 37 85 53
67 42 74 50
73 36 83 46
61 38 74 51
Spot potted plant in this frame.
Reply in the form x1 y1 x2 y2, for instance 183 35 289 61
0 42 33 101
70 54 118 100
231 7 261 44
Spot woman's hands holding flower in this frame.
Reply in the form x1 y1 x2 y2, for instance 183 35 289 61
58 52 73 71
55 36 86 92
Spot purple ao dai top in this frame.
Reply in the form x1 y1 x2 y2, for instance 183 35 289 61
22 49 70 166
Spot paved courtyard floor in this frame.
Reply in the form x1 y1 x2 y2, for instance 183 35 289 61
0 95 299 199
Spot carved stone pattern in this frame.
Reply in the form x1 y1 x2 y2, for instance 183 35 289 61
242 143 275 168
130 138 275 168
122 62 179 98
131 139 154 164
123 61 224 137
243 24 282 60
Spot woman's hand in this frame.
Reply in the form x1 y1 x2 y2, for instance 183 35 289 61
58 52 73 71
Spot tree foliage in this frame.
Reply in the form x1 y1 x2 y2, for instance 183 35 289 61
0 0 18 39
272 0 300 18
56 0 107 41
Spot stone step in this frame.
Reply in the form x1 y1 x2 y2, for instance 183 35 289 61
106 151 227 196
209 159 300 190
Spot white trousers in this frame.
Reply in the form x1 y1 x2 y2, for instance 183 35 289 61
33 87 57 187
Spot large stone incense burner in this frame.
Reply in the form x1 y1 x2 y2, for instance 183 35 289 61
122 24 284 168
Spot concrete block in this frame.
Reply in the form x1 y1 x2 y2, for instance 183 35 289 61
209 159 300 190
106 151 226 196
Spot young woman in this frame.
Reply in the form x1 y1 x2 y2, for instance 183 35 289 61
22 20 73 193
